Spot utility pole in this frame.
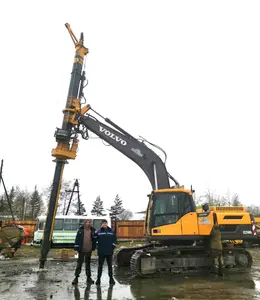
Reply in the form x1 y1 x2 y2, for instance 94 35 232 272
0 160 3 190
39 24 88 269
21 197 26 221
0 159 15 221
65 179 80 215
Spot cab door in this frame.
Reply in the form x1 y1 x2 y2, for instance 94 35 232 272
180 195 199 235
145 195 153 236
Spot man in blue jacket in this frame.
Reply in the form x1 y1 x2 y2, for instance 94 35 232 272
72 219 96 285
95 219 117 286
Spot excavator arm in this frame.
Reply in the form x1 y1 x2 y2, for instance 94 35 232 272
78 111 172 190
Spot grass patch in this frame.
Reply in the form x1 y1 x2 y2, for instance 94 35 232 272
13 246 56 259
13 241 144 259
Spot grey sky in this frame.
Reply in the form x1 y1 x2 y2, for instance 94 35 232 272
1 1 260 216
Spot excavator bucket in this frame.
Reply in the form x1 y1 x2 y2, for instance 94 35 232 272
0 224 24 258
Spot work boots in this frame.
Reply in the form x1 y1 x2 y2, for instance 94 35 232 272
96 267 102 285
218 265 224 277
210 265 219 278
72 277 78 285
210 266 224 278
72 276 95 285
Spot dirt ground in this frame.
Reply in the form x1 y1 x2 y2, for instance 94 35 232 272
0 247 260 300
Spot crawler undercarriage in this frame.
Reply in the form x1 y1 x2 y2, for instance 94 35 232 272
115 243 253 277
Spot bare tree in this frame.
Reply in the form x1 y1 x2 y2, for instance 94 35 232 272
43 179 73 215
118 209 133 220
231 193 242 206
13 186 31 220
246 205 260 215
196 189 236 207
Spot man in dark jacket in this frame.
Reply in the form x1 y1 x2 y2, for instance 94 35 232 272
72 219 96 285
95 219 117 286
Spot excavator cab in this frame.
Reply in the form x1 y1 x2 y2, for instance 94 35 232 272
145 191 258 247
145 188 201 245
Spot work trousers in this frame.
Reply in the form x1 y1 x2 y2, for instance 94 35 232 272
74 251 92 277
210 249 224 275
97 255 113 279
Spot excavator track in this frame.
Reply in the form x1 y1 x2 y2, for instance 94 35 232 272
128 245 253 277
115 243 153 267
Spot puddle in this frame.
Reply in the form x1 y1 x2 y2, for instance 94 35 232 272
0 249 260 299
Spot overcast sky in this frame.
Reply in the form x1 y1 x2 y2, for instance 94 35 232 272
1 1 260 217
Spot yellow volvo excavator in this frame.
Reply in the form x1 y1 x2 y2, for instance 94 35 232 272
39 24 258 275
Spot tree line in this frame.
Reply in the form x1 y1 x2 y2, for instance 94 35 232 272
0 185 45 220
1 180 259 220
43 180 134 220
195 189 260 215
0 180 134 220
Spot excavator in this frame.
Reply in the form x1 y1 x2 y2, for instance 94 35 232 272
39 24 258 275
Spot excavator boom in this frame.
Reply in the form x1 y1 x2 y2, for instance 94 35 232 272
79 114 170 190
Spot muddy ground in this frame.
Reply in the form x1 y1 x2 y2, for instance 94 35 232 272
0 248 260 300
